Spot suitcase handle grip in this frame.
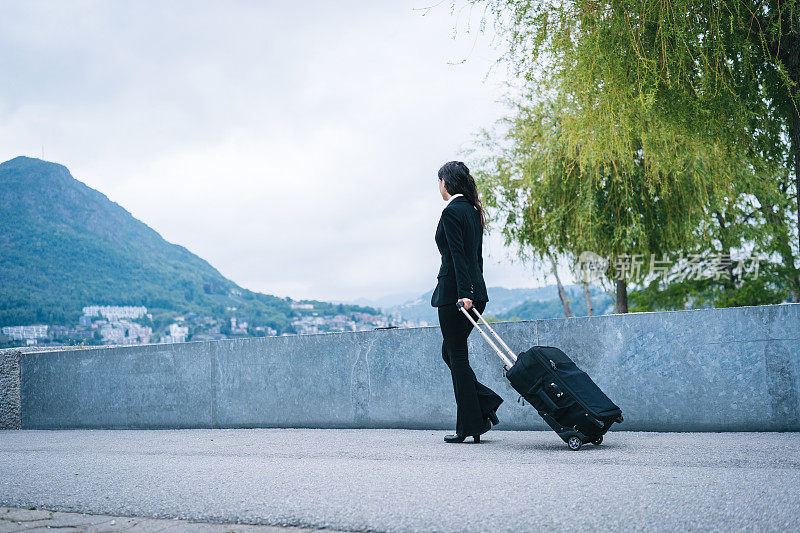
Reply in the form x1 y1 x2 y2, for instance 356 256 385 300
457 302 518 365
456 302 515 368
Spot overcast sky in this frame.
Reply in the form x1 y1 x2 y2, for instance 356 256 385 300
0 0 566 303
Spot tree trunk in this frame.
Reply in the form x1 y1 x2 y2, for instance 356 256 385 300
781 32 800 280
767 27 800 301
774 216 800 303
713 210 739 304
791 83 800 285
549 255 572 317
792 102 800 301
583 282 593 316
755 193 800 302
615 278 628 313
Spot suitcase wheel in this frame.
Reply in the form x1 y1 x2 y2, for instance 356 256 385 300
591 436 603 446
567 436 582 451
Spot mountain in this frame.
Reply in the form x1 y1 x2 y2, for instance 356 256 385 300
383 284 616 325
335 290 423 311
496 285 615 320
0 156 376 332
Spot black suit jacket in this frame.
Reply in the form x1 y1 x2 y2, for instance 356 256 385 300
430 195 489 307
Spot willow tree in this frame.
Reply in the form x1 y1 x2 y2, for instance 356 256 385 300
465 0 799 307
474 96 717 312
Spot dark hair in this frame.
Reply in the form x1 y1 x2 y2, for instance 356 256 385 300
438 161 486 230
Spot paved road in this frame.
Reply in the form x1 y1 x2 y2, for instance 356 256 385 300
0 506 324 532
1 429 798 532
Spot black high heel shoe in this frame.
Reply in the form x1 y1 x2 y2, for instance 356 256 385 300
444 419 491 443
444 433 481 443
487 409 499 427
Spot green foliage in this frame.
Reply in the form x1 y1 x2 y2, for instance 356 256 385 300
0 157 377 333
475 0 799 175
628 255 793 310
464 0 799 307
474 98 712 267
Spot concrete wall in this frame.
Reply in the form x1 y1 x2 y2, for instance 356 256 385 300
0 349 21 429
1 346 83 429
6 303 800 432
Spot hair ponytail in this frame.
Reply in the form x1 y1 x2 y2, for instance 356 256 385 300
438 161 486 230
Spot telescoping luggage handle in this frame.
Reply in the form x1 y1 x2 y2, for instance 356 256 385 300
456 301 518 368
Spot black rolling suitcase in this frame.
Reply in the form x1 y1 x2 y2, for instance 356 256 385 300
457 302 623 450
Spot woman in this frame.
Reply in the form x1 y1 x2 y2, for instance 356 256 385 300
431 161 503 443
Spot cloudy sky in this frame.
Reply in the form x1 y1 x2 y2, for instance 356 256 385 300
0 0 563 303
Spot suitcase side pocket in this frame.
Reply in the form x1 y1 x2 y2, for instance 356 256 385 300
523 379 559 412
534 386 559 411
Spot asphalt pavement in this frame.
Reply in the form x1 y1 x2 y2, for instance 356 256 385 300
1 429 798 532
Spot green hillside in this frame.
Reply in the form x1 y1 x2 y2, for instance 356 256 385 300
496 285 615 321
0 156 376 333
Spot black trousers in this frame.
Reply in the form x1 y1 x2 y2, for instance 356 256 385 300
438 300 503 436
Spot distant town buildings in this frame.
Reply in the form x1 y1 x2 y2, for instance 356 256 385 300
1 302 426 348
82 305 149 321
50 325 93 340
254 325 278 336
161 323 189 344
230 317 248 335
288 310 414 335
99 320 152 345
79 305 152 345
1 324 49 345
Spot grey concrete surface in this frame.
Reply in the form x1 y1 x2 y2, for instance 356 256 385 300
0 506 332 532
1 346 94 430
12 303 800 431
0 350 21 429
1 429 798 532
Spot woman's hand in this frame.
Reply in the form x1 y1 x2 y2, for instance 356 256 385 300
458 297 473 310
